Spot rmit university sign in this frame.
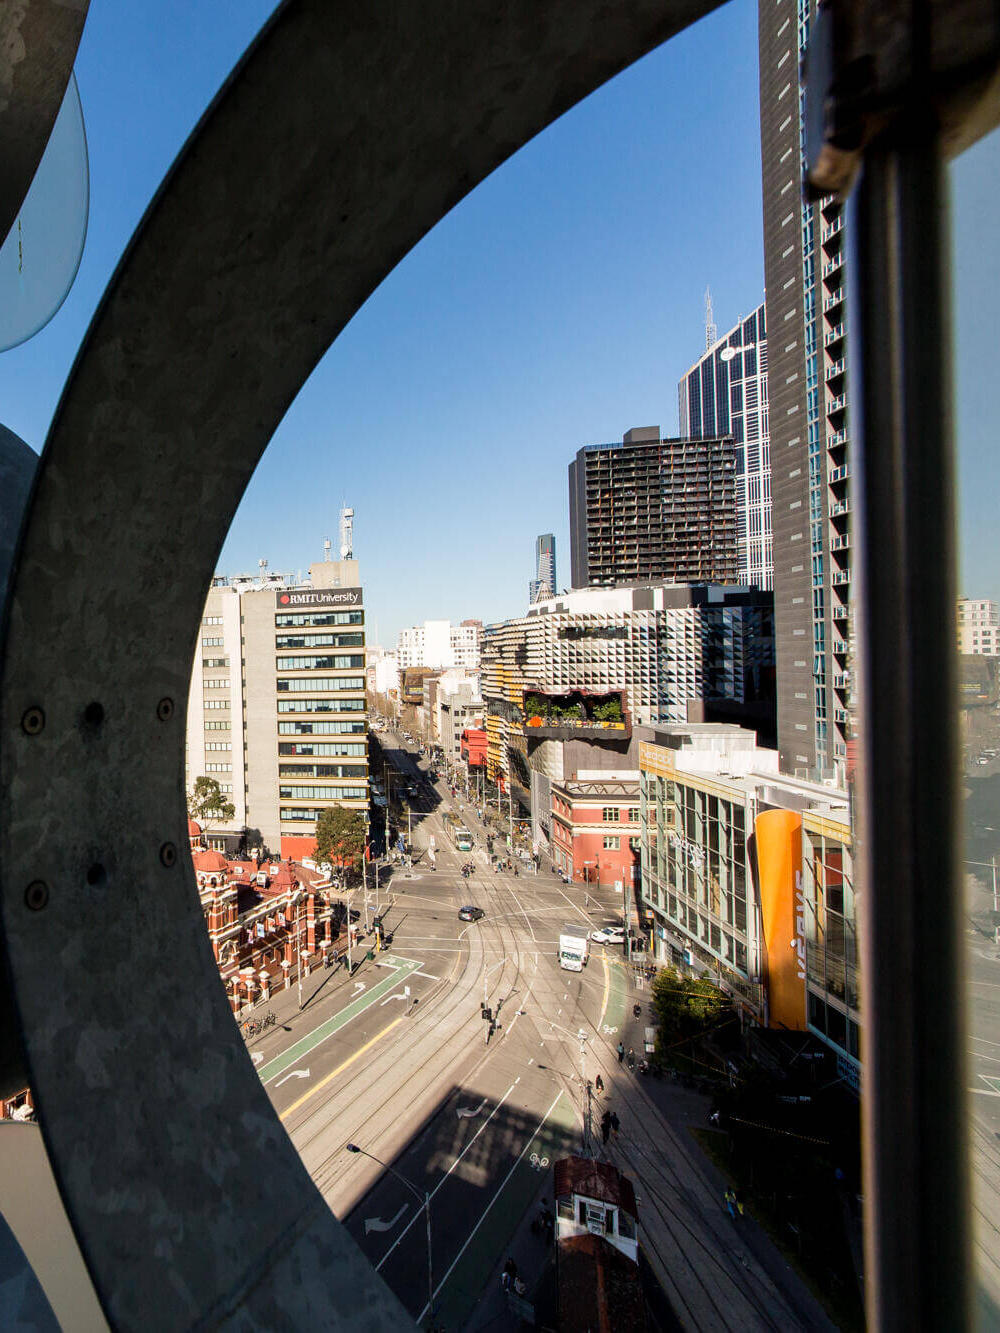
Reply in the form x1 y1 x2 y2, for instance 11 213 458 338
275 587 363 608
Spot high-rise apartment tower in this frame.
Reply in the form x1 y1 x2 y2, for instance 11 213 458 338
759 0 851 782
568 426 738 590
679 303 772 591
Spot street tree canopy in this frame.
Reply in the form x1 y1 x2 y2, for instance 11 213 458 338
188 775 235 826
314 806 366 870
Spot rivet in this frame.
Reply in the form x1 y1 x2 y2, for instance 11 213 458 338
21 707 44 735
25 881 49 911
160 842 177 868
156 697 174 722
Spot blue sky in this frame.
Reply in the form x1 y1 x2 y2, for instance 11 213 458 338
1 0 996 645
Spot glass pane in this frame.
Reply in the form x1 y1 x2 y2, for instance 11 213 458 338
953 124 1000 1325
0 72 89 352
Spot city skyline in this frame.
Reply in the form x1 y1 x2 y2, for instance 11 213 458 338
0 0 994 647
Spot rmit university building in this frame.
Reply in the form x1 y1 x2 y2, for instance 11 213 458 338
185 556 368 861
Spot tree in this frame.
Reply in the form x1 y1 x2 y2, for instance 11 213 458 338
314 806 366 875
188 775 235 827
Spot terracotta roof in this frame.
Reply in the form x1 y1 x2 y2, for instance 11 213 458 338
553 1156 637 1217
270 862 297 889
556 1233 646 1333
192 850 228 874
188 819 202 835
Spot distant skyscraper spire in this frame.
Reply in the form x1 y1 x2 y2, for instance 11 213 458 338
705 286 717 350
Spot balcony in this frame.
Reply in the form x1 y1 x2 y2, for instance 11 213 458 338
825 322 846 347
825 357 846 381
827 428 849 448
830 533 850 551
832 604 850 620
832 568 852 586
829 463 850 483
834 707 850 724
823 287 844 313
827 393 847 413
822 254 844 278
821 215 844 242
830 498 850 517
834 672 851 690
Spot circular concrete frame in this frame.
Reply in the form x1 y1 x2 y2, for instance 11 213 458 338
0 1 719 1324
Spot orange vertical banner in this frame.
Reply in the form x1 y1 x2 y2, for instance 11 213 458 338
755 809 806 1030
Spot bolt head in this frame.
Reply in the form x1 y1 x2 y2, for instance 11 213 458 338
159 842 177 868
25 881 49 911
21 707 44 736
156 697 174 722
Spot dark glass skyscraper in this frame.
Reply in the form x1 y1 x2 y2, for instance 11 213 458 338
759 0 850 783
529 533 557 603
678 303 772 590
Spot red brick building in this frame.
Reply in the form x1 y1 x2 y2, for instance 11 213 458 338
550 773 640 891
190 820 341 1011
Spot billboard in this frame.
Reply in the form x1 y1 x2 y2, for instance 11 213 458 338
275 587 362 608
755 808 806 1031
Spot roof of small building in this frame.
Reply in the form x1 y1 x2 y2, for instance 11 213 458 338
192 849 228 874
188 819 202 836
556 1233 646 1333
553 1155 637 1217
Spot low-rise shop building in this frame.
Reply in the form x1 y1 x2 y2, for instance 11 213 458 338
639 724 857 1072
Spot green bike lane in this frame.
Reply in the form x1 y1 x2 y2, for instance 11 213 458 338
257 953 422 1085
418 1090 579 1330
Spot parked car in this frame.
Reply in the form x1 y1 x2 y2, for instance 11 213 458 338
458 905 485 922
589 926 625 945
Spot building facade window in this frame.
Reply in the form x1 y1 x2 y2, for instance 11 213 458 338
602 807 619 822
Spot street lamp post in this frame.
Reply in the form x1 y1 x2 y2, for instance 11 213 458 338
345 1144 433 1320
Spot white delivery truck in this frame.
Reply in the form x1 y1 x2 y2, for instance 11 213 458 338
558 924 590 971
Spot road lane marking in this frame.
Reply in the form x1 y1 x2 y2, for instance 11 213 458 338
259 955 420 1084
416 1090 565 1323
279 1017 405 1121
275 1067 310 1087
365 1203 409 1235
599 951 610 1030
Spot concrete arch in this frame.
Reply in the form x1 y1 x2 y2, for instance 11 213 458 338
0 1 720 1324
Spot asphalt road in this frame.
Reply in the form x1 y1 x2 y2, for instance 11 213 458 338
242 727 831 1330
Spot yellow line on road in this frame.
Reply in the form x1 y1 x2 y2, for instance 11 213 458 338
599 951 610 1030
279 1016 406 1121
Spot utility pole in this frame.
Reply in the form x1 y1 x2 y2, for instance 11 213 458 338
362 849 370 932
295 893 303 1010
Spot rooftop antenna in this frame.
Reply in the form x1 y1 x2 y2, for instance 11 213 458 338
339 506 354 561
323 537 332 562
705 286 717 351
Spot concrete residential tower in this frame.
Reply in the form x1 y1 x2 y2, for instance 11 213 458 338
568 427 738 589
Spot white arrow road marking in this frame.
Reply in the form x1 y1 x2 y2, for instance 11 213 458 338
380 992 408 1005
353 982 366 994
251 1053 263 1066
365 1203 409 1235
456 1097 488 1119
275 1068 310 1087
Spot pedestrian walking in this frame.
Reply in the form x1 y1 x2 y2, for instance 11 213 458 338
610 1111 620 1138
724 1187 737 1220
734 1189 745 1216
617 1041 625 1063
595 1074 604 1094
626 1047 636 1070
601 1110 611 1144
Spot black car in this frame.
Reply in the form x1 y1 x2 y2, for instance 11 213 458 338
458 905 485 922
